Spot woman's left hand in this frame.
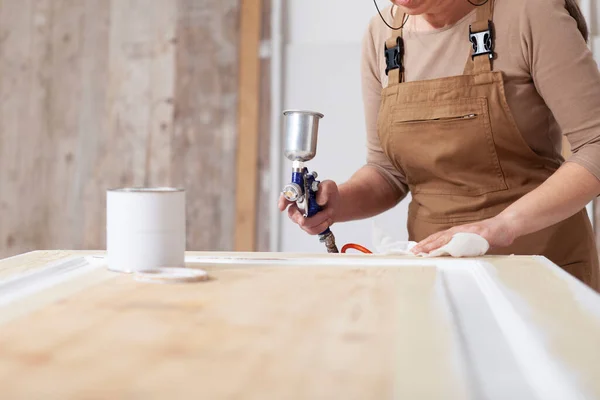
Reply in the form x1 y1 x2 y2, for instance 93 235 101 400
411 216 518 255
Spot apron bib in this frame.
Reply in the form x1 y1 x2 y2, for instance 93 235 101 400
378 0 599 290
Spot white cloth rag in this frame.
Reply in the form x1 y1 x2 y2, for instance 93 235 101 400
373 223 489 258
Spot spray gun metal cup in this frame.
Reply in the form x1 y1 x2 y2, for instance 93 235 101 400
283 110 324 162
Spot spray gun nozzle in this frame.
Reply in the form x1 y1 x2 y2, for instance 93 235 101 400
282 183 302 202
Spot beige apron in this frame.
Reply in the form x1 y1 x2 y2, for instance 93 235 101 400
378 0 599 290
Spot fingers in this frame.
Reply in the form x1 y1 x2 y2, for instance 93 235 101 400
412 231 452 254
303 207 333 229
301 210 334 234
316 180 337 207
286 204 333 235
307 218 333 235
278 194 293 211
419 234 452 254
287 204 303 225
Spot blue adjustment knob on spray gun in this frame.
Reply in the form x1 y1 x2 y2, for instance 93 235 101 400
282 110 339 253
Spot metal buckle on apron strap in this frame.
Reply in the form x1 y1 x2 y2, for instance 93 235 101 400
469 21 494 60
384 37 404 76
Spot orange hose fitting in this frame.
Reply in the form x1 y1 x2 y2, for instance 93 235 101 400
341 243 373 254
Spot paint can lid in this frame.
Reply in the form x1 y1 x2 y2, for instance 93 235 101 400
133 267 209 284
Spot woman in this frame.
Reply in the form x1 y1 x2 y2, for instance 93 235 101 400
278 0 600 290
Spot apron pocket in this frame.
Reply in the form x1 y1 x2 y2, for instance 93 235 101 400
388 97 507 196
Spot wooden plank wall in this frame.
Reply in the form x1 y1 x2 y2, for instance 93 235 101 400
0 0 272 258
256 0 273 252
172 0 241 251
234 0 263 251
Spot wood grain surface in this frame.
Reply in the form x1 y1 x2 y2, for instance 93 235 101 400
0 253 466 399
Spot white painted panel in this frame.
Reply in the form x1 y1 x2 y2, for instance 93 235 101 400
280 43 409 252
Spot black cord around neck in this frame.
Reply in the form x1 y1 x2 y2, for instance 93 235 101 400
373 1 409 31
374 0 489 30
467 0 489 5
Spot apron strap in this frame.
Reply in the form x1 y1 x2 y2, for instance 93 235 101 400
463 0 495 75
385 7 406 84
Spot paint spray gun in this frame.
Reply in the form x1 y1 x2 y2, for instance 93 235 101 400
281 110 339 253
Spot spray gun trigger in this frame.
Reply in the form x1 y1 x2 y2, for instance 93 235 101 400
311 181 319 192
296 196 308 217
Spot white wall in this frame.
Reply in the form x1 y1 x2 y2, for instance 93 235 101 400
581 0 599 60
278 0 410 253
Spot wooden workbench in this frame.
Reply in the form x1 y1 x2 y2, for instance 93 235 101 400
0 251 599 399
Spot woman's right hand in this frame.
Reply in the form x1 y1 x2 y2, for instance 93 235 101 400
277 180 340 235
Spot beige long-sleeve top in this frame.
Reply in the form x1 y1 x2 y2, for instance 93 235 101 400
363 0 600 197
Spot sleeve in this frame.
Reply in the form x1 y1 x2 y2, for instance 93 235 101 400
361 19 409 197
522 0 600 179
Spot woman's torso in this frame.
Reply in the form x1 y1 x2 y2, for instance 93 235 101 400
369 1 563 166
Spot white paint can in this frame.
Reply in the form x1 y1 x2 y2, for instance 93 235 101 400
106 188 186 273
